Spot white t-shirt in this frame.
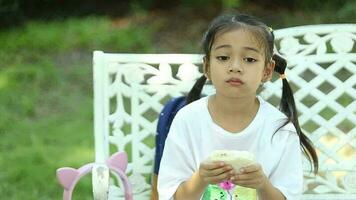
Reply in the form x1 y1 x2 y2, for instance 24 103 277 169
157 96 303 200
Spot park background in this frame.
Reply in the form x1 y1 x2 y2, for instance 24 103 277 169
0 0 355 199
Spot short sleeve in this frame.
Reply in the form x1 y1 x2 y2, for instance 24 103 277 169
269 123 304 200
157 111 196 200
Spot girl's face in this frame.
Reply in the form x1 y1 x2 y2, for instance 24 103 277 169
204 28 274 99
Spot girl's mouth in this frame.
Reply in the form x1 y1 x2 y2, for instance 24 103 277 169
226 78 244 86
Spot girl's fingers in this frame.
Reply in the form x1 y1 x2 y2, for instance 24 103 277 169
201 161 225 170
230 167 268 189
199 161 238 184
206 165 232 177
206 170 233 184
239 163 261 174
200 166 232 179
232 171 262 181
201 161 233 176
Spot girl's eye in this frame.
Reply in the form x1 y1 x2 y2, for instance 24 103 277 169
244 57 257 62
216 56 230 61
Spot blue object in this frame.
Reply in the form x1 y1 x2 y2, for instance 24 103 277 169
153 96 187 174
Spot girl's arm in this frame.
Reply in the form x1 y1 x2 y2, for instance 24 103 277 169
174 171 207 200
258 177 286 200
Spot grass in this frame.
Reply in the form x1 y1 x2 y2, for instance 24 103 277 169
0 15 157 199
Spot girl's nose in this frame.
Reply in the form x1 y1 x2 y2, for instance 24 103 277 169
228 61 243 73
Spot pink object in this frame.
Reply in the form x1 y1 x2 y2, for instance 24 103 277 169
57 152 133 200
219 181 235 190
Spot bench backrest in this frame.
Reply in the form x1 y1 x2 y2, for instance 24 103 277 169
92 24 356 199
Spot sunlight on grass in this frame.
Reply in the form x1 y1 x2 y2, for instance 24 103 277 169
61 147 95 166
0 73 8 90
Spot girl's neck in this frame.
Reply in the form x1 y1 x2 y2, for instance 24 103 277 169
208 94 260 133
210 94 259 118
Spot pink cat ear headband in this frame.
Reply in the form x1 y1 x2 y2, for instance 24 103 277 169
56 152 133 200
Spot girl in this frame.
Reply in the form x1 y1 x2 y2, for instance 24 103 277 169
157 13 318 200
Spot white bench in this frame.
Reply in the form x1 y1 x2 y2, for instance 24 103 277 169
92 24 356 199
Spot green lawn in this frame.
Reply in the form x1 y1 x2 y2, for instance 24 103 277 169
0 16 157 199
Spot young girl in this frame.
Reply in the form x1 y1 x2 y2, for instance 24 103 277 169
157 13 318 200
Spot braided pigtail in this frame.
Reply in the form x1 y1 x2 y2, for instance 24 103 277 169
273 54 319 174
186 75 207 104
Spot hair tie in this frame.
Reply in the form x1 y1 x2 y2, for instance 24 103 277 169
280 73 286 79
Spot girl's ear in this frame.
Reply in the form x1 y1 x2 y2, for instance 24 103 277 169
203 56 211 79
262 60 275 82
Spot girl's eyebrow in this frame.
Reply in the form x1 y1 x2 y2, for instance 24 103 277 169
213 44 231 50
213 44 260 53
243 46 260 53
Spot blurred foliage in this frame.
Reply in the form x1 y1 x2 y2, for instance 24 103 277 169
247 0 351 9
1 0 355 29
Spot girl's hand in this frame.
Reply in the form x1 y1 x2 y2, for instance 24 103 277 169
198 161 234 185
230 163 268 190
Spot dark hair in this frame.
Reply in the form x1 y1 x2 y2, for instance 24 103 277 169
186 13 318 174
